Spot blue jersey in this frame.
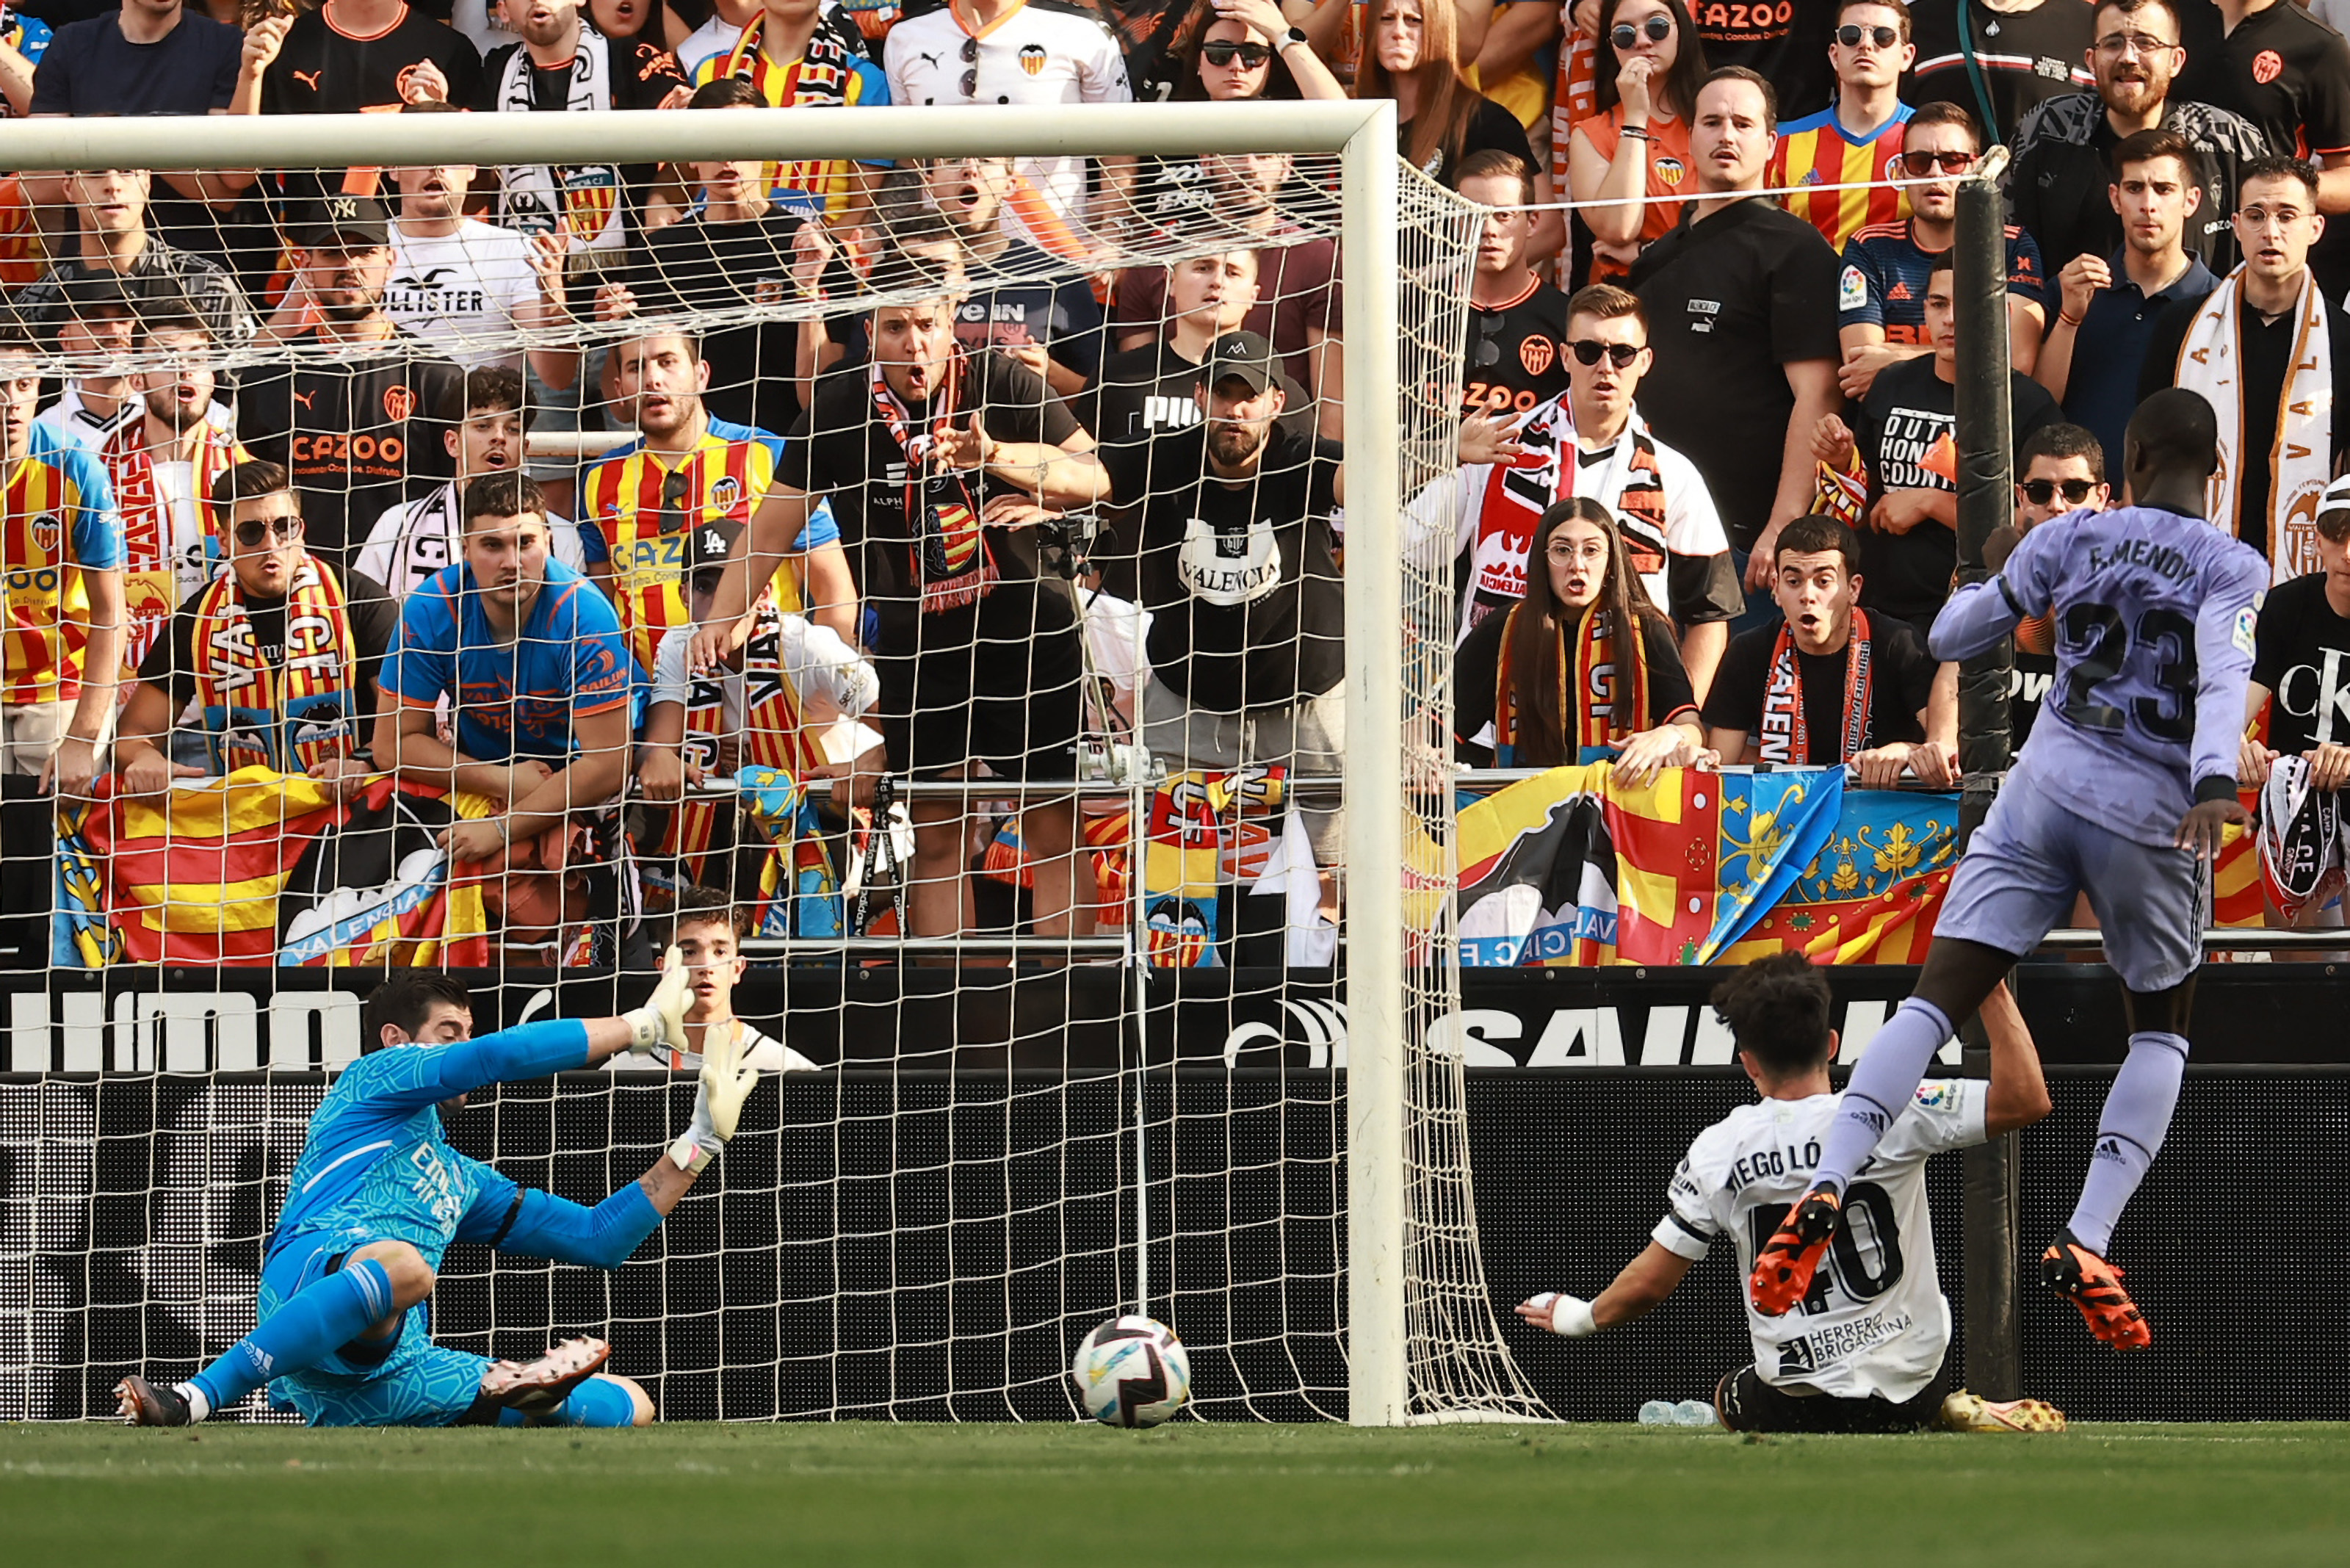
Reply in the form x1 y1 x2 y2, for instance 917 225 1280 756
268 1021 590 1270
1838 220 2045 344
383 557 640 764
1934 506 2269 846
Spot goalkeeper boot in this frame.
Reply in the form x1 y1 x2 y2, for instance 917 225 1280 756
1939 1390 2067 1433
2042 1228 2151 1351
1748 1186 1841 1316
115 1376 192 1427
476 1337 612 1419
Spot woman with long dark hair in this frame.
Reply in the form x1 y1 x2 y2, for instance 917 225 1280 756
1566 0 1706 279
1454 496 1704 777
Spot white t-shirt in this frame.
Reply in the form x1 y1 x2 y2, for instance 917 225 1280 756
675 14 738 77
33 386 138 452
386 219 545 372
1652 1079 1987 1402
882 0 1130 231
649 612 879 723
606 1019 820 1074
354 481 589 599
449 0 521 54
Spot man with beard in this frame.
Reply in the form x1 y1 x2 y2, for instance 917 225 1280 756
1908 0 2096 145
1115 330 1347 882
2008 0 2262 277
697 291 1111 943
356 366 591 601
242 196 466 577
923 153 1107 400
100 314 250 684
1087 249 1259 463
113 458 394 794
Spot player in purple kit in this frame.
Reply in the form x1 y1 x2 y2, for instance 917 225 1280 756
1749 390 2268 1352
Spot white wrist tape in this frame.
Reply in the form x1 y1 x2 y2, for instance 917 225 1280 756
668 1133 714 1174
1529 1292 1598 1337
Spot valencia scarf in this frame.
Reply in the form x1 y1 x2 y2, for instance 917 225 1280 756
2174 265 2332 582
872 353 997 615
1489 599 1649 765
189 556 357 774
497 23 626 257
1756 609 1873 766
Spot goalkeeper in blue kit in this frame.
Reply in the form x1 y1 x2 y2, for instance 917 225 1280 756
117 955 753 1428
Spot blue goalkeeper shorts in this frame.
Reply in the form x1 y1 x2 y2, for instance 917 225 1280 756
258 1226 491 1428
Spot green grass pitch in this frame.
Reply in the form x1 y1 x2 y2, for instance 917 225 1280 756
4 1421 2344 1567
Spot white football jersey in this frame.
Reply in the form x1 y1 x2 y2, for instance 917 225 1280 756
355 482 588 599
1652 1080 1986 1401
605 1020 820 1075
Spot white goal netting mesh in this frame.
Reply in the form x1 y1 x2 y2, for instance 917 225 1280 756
0 121 1548 1423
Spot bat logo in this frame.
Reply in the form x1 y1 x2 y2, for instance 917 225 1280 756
1519 338 1555 377
383 384 417 422
1018 43 1046 76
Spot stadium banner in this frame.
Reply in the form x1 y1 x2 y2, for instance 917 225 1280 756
4 961 2345 1073
1 1060 2340 1423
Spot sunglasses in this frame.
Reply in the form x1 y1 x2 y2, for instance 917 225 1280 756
1836 22 1900 47
1610 14 1672 50
234 514 303 548
1568 338 1643 367
1201 40 1273 68
2021 478 2097 506
1900 148 1975 176
961 34 979 98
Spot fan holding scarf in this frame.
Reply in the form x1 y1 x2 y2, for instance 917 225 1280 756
1453 496 1704 780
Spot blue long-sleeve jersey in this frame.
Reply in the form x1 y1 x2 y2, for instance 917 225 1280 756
269 1019 661 1273
1932 505 2268 847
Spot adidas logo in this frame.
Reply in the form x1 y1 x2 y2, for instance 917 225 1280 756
2092 1137 2127 1165
1886 281 1912 301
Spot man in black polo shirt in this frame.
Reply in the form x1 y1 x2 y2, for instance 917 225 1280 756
1630 67 1843 611
239 196 465 577
2007 0 2264 276
2032 127 2219 476
1454 148 1571 424
2175 0 2350 295
1699 514 1954 787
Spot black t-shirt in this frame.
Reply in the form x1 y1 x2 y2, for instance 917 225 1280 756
1855 355 2061 630
782 350 1082 655
1088 340 1207 456
1451 602 1693 765
958 241 1110 388
2177 0 2350 163
264 6 485 114
2251 569 2350 754
1701 614 1940 761
629 205 853 432
1696 0 1840 122
236 336 466 567
2009 641 2056 748
1629 198 1843 551
1907 0 2097 145
1463 278 1573 422
1403 96 1536 187
138 568 402 726
1128 427 1344 712
2139 286 2350 562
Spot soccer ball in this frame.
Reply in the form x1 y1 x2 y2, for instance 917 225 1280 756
1071 1315 1190 1428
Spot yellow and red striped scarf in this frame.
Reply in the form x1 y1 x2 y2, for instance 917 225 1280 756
710 11 861 217
1758 609 1875 766
104 417 246 678
189 557 358 775
1491 599 1649 765
665 593 820 881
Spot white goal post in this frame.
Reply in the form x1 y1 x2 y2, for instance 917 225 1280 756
0 100 1500 1428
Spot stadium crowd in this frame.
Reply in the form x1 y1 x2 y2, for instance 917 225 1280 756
6 0 2350 957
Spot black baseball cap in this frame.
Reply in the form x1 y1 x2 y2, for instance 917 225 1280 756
57 272 134 322
290 194 391 251
1198 330 1280 396
686 516 743 579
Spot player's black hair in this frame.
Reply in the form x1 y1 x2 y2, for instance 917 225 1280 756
1710 953 1834 1077
361 972 475 1054
668 884 752 944
2238 153 2321 206
689 76 764 111
441 364 533 430
460 469 548 531
210 458 292 514
134 311 212 347
2109 126 2197 184
1771 514 1860 571
2020 422 2108 486
2125 388 2220 477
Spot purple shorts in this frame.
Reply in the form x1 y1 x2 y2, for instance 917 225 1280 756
1934 778 2206 993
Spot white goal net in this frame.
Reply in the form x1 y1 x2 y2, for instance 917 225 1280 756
0 102 1544 1425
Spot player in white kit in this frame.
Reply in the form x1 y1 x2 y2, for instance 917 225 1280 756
1517 953 2062 1434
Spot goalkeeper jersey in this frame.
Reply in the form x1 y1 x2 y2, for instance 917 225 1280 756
1652 1080 1986 1401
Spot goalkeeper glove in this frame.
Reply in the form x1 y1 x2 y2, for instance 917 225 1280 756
1523 1292 1599 1337
670 1020 760 1174
623 945 693 1057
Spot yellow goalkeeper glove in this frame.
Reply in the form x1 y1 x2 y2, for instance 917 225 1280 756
623 946 693 1057
670 1020 760 1174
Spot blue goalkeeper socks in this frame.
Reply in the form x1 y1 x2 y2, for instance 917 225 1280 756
184 1257 397 1420
494 1376 640 1428
2066 1031 2188 1257
1813 997 1956 1195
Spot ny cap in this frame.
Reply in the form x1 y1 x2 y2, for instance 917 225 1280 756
290 194 391 250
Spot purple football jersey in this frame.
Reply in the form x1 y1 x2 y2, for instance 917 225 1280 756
1932 507 2268 847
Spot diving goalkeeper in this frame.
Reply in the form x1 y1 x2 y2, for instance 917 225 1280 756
116 957 748 1428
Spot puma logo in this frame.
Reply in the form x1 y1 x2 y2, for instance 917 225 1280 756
292 389 317 410
916 50 945 68
292 69 322 90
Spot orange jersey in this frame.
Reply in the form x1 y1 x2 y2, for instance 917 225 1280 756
0 178 46 290
0 427 126 704
579 420 787 673
1768 103 1914 253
